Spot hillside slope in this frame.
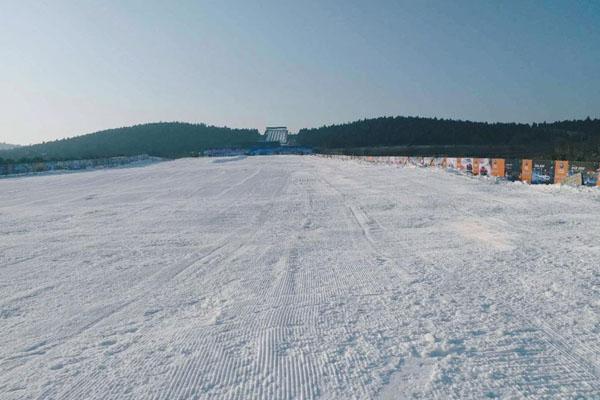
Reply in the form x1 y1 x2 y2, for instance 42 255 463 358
0 122 261 161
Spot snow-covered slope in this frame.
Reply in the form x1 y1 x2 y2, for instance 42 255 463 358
0 156 599 399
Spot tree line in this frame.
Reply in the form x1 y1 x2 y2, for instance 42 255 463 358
2 117 600 164
0 122 261 164
296 116 600 161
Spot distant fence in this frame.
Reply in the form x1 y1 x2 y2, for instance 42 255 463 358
0 154 161 177
317 154 600 187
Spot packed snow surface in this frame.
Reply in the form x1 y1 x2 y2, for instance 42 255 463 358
1 156 599 399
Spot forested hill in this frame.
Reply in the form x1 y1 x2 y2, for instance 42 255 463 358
0 143 19 151
3 117 600 163
0 122 261 161
297 116 600 160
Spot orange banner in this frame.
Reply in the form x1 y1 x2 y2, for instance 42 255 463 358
554 160 569 184
521 160 532 183
472 158 480 176
491 159 505 177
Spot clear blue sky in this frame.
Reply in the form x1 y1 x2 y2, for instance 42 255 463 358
1 0 599 145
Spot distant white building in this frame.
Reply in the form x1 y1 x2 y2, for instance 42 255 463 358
265 126 288 145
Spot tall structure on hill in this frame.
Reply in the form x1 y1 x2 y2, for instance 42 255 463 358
265 126 288 145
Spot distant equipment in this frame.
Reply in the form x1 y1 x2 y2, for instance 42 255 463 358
265 126 288 145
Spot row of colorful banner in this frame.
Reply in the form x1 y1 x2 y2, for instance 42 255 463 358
318 155 600 186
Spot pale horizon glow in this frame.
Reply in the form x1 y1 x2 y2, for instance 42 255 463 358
1 0 599 145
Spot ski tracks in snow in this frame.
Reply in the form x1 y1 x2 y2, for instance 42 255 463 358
0 156 599 399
